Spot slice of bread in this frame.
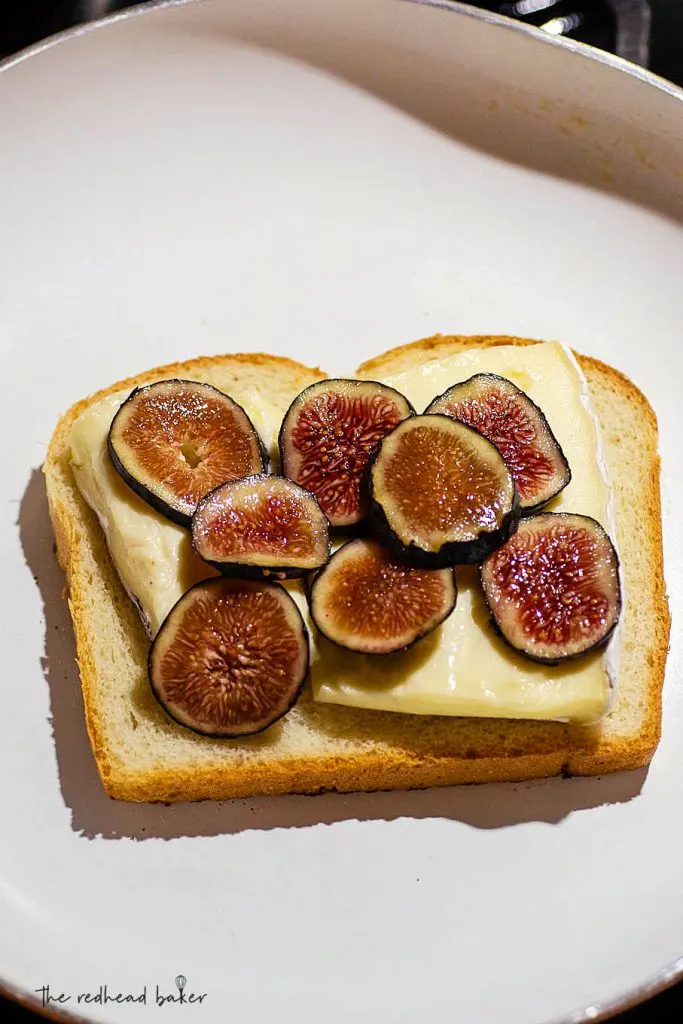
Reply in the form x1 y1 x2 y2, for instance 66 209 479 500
44 338 670 801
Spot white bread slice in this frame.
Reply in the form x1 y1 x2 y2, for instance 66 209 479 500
44 339 670 801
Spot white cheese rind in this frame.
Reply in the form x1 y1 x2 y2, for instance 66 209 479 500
562 344 622 700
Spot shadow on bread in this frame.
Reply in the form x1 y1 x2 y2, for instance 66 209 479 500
20 468 647 842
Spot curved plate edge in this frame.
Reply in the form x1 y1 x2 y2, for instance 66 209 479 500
0 2 681 1023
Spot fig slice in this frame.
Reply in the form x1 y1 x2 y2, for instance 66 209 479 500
425 373 571 514
108 380 267 526
192 474 330 580
480 512 621 663
309 538 456 654
278 379 414 527
149 577 309 737
367 414 519 567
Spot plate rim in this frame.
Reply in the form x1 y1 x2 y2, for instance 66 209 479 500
1 0 682 1021
2 0 683 103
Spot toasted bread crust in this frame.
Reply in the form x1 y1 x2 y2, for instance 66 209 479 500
45 340 670 801
362 334 670 777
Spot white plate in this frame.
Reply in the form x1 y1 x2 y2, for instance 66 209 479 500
1 1 682 1021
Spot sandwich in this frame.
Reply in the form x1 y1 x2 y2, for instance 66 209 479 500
44 335 670 802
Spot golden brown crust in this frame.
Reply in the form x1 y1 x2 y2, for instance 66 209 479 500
106 750 567 802
566 354 668 774
44 339 670 801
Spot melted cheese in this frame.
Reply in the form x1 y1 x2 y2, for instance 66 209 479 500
69 386 284 636
69 343 616 723
311 342 615 724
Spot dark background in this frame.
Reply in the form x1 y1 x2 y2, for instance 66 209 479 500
1 1 682 1022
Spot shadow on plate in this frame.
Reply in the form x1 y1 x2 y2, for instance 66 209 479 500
170 0 682 225
19 468 646 841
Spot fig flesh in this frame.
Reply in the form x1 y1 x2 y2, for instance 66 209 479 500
149 577 309 737
279 379 413 527
426 373 570 514
108 380 267 526
192 474 330 580
480 512 621 663
367 414 519 567
309 538 456 654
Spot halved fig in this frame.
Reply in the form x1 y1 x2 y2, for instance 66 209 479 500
192 474 330 580
480 512 621 663
426 373 570 514
108 380 267 525
310 538 456 654
367 415 519 567
149 577 309 737
279 379 413 527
